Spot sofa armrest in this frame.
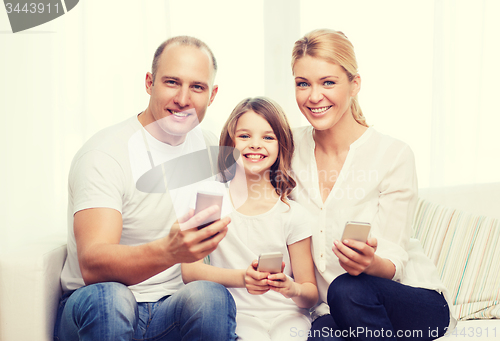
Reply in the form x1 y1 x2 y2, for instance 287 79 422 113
0 234 67 341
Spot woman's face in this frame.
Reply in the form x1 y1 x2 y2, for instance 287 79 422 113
293 55 360 131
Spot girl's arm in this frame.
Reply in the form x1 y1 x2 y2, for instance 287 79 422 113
182 260 272 294
181 260 245 287
266 237 318 309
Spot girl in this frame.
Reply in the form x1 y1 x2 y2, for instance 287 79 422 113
182 97 318 341
289 29 456 340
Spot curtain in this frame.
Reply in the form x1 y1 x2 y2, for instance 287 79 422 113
1 0 498 250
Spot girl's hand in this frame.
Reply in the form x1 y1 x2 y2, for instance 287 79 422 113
244 260 270 295
267 262 299 299
332 237 378 276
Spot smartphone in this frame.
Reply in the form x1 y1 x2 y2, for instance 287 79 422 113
194 190 223 229
341 221 371 243
257 252 283 273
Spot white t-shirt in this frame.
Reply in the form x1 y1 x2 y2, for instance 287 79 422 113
290 126 457 331
209 190 313 317
60 115 217 302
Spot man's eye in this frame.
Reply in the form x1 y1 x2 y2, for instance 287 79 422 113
193 84 204 91
165 80 177 86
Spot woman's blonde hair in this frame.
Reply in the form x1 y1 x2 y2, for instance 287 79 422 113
291 29 368 127
218 97 296 204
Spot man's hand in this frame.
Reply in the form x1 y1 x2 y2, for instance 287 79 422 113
163 205 230 264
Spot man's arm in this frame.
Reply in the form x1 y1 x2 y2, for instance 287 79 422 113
75 206 229 286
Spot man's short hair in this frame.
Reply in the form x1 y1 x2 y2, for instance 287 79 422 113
151 36 217 84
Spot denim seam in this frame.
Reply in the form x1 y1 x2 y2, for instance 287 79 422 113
132 322 179 341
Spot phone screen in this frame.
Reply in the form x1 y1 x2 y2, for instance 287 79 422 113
194 191 223 229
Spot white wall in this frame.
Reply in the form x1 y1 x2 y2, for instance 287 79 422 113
1 0 498 251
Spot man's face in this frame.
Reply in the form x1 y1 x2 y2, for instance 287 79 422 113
143 44 218 144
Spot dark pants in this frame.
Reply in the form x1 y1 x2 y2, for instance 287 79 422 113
308 273 450 341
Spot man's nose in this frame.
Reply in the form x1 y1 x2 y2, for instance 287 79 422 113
174 86 190 107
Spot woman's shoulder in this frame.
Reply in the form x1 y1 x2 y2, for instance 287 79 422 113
280 198 313 218
292 125 313 141
364 127 414 156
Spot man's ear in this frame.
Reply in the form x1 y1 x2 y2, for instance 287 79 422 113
208 85 218 107
145 72 154 95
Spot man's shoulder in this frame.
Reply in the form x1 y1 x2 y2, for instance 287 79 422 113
74 116 140 159
200 128 218 147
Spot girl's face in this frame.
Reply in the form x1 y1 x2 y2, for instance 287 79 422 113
233 110 279 177
293 55 360 131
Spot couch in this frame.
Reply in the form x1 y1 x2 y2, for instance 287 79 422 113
0 183 498 341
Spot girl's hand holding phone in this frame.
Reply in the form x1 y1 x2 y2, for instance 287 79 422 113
244 260 270 295
266 262 299 299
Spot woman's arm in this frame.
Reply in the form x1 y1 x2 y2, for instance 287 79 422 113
332 145 417 280
267 237 318 309
332 237 395 279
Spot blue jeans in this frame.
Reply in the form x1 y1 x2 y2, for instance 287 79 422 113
308 274 450 341
53 281 237 341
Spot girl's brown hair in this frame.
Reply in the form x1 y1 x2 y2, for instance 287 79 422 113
292 29 368 127
218 97 296 203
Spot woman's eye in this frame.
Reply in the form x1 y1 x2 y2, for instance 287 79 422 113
296 82 309 88
324 81 335 86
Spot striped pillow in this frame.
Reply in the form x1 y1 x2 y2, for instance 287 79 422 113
412 199 500 320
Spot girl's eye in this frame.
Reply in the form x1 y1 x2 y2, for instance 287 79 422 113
324 81 335 86
296 82 309 88
238 134 250 139
264 136 276 141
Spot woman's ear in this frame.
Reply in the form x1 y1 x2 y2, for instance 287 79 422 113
350 74 361 97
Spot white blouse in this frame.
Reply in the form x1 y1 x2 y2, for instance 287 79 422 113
290 126 456 330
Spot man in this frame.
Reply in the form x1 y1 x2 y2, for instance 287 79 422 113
53 36 237 341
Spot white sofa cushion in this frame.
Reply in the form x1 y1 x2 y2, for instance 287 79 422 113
413 199 500 320
0 235 67 341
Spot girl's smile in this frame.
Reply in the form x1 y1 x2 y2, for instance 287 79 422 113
234 110 279 176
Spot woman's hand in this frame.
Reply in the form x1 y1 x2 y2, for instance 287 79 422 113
332 237 377 276
267 262 299 299
244 260 271 295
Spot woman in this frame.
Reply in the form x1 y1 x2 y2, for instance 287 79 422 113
289 29 456 340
